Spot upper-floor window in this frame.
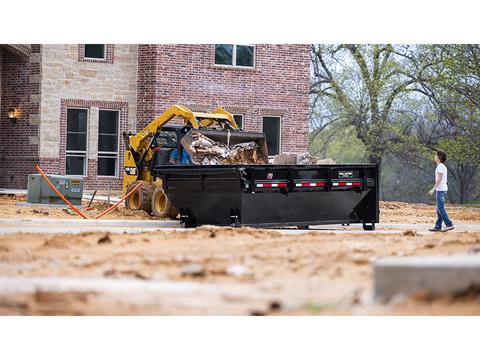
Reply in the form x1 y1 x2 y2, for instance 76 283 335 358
84 44 106 59
79 44 114 63
215 45 255 68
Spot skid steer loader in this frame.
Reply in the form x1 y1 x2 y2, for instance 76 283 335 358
122 105 269 218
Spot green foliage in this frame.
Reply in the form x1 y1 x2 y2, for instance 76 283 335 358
440 133 480 166
310 125 366 163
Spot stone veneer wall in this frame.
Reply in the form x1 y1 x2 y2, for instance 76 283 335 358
38 44 138 189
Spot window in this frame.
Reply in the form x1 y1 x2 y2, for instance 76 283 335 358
233 114 244 129
97 110 119 176
84 44 105 59
66 108 88 176
215 45 254 67
262 116 281 156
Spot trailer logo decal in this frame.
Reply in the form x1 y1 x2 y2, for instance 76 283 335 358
338 171 353 178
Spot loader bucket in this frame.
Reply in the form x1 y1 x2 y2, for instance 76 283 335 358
180 128 269 165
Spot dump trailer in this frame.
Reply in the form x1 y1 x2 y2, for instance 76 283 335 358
153 163 379 230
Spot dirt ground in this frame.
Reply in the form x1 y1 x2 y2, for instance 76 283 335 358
380 201 480 224
1 194 480 315
1 194 480 223
1 226 480 315
0 194 154 220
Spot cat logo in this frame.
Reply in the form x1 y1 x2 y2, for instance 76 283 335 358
267 172 273 180
124 167 138 176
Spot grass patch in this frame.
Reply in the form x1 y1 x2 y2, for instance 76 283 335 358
303 301 334 314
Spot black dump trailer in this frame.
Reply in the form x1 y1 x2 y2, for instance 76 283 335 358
153 164 379 230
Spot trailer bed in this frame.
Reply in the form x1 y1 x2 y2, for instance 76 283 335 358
153 164 379 229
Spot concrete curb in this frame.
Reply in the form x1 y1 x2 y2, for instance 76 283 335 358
0 218 180 227
374 255 480 301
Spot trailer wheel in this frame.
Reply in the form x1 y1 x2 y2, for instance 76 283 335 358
297 225 309 230
151 186 177 219
125 181 153 214
363 223 375 231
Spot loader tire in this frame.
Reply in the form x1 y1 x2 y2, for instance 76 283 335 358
125 181 153 214
151 186 178 219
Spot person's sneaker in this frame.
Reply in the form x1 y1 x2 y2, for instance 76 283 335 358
429 227 442 232
443 225 455 232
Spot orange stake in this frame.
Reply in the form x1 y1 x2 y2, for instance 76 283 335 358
35 164 89 219
94 181 143 219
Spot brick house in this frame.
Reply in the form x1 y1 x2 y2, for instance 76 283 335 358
0 44 310 190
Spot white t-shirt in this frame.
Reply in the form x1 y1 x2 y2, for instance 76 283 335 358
435 163 448 191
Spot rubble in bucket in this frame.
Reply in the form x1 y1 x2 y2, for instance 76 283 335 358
185 132 265 165
273 152 336 165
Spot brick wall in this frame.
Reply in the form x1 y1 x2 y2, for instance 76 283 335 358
0 45 41 188
137 44 310 153
2 44 310 191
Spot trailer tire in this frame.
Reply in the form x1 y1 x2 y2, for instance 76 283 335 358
297 225 309 230
125 181 153 214
151 186 177 219
363 223 375 231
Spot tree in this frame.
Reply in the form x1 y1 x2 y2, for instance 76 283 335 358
408 45 480 203
310 44 417 165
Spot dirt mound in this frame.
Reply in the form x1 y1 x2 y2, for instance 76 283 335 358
42 235 89 249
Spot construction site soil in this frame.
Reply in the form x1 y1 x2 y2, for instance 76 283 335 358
1 194 480 315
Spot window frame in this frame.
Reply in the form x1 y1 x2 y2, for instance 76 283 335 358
97 109 120 178
84 44 106 60
262 115 282 157
214 44 255 69
66 107 89 177
233 114 244 129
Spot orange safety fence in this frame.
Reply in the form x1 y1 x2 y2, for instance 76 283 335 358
35 164 89 219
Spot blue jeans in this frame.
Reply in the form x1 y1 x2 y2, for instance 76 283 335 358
435 191 453 229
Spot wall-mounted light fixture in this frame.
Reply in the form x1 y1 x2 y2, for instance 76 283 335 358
7 107 18 124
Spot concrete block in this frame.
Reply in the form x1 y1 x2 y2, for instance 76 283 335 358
374 255 480 301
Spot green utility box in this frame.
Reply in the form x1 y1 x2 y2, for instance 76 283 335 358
27 174 84 205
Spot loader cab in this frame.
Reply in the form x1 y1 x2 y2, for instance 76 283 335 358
152 125 192 167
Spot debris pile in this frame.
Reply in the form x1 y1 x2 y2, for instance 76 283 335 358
273 152 336 165
186 132 265 165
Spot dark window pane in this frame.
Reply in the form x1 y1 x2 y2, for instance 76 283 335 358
98 156 117 176
215 44 233 65
99 110 118 134
98 110 119 152
236 45 254 67
262 117 281 156
85 44 105 59
67 109 87 133
66 156 85 175
98 134 118 152
67 133 87 151
233 114 243 129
